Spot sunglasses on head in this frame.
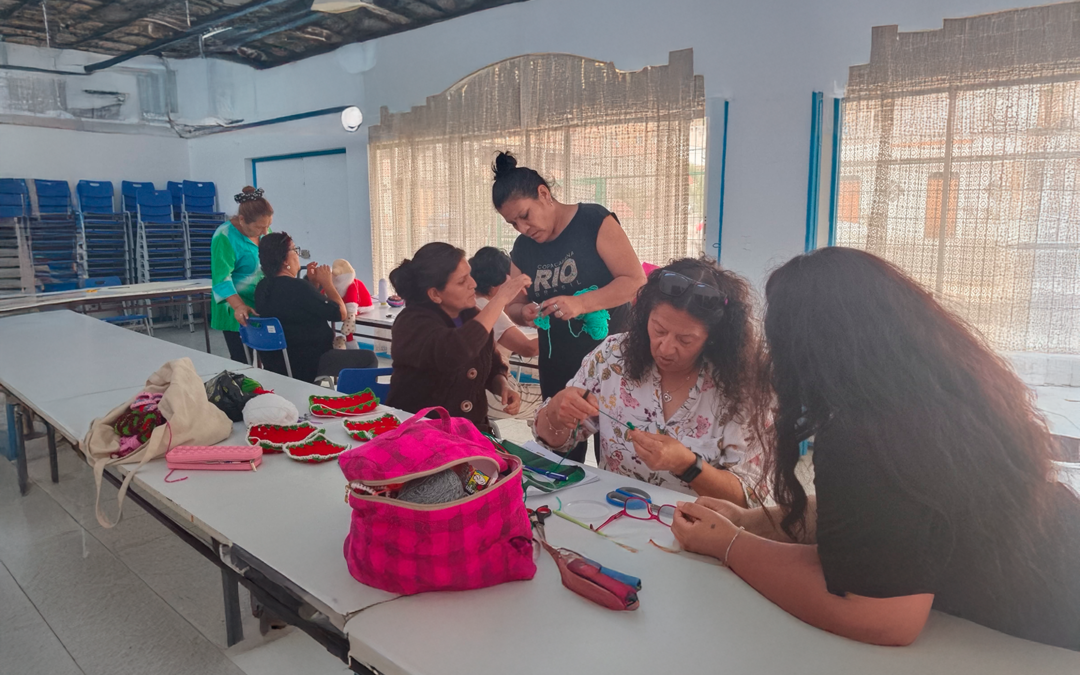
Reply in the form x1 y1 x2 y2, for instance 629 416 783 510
657 271 728 313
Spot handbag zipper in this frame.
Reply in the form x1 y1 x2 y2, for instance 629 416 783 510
346 456 521 511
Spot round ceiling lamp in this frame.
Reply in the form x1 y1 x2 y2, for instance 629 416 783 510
341 106 363 132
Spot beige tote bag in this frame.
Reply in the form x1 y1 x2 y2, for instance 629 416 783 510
82 357 233 528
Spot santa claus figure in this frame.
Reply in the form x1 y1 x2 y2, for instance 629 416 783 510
331 258 373 349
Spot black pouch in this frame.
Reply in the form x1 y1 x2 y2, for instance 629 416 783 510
205 371 256 422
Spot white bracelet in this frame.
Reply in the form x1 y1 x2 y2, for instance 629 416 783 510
722 526 745 567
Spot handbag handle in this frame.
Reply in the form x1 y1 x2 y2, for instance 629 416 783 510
399 406 452 432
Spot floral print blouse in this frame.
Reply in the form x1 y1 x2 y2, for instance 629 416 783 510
534 335 766 504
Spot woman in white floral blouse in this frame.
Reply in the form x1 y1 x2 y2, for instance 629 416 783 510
534 258 767 505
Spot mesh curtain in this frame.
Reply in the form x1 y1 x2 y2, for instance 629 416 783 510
367 49 707 285
836 4 1080 354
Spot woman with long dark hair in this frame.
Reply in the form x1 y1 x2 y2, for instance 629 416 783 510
672 247 1080 649
534 258 765 503
387 242 530 433
493 152 647 461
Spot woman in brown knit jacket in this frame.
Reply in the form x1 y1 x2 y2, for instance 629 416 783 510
386 242 530 433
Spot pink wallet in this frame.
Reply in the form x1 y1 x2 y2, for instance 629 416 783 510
165 445 263 471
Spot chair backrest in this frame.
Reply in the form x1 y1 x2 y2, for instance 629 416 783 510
136 189 177 222
181 180 219 213
337 367 393 401
83 276 122 288
0 178 29 218
33 179 72 215
47 281 80 292
166 181 184 211
239 317 288 352
121 181 154 212
77 180 116 214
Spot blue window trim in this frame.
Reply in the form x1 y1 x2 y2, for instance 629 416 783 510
827 97 844 247
715 100 730 259
251 148 347 188
804 92 824 252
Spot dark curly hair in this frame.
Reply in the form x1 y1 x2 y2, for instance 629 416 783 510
468 246 511 295
624 257 763 425
258 231 292 276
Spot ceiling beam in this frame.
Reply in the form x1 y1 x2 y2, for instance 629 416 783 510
83 0 300 73
354 2 411 25
213 9 323 48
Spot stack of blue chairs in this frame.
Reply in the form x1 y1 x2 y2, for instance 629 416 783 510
76 180 129 283
180 181 225 280
166 181 185 220
0 179 30 294
121 181 154 280
135 188 188 283
30 180 80 291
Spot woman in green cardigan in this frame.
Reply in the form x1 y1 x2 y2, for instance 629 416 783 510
211 186 274 362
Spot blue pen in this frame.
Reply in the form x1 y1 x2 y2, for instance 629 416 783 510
582 557 642 590
523 465 569 481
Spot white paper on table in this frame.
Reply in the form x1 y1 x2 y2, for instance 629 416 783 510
520 440 601 497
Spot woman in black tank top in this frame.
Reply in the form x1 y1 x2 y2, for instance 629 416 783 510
492 152 646 462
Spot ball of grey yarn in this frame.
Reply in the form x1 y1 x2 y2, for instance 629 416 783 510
397 468 466 504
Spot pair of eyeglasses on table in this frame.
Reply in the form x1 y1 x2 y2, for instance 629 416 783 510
592 487 676 532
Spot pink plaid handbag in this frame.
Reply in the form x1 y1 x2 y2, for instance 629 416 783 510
338 407 536 595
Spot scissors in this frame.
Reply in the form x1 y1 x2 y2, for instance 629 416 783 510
605 487 651 508
528 505 554 541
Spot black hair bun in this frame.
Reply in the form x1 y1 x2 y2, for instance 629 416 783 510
492 151 518 179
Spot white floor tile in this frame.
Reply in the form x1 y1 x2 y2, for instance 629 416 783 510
0 560 84 675
227 628 352 675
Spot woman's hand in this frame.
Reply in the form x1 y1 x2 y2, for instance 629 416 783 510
312 264 334 289
671 500 740 560
501 384 522 416
493 274 531 308
521 302 541 323
549 386 599 429
227 296 258 327
628 429 698 474
539 294 588 321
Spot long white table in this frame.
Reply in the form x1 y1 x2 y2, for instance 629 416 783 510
1 310 1078 674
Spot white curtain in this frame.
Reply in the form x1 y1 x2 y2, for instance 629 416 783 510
367 49 707 285
837 4 1080 354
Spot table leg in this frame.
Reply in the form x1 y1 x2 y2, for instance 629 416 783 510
221 568 245 647
2 400 16 462
46 423 58 484
13 406 28 496
202 296 212 354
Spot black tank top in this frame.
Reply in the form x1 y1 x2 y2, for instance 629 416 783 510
511 203 630 398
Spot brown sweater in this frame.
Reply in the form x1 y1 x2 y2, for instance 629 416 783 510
386 302 507 433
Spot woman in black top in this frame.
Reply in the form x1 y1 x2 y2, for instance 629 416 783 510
253 232 348 383
672 247 1080 650
493 152 646 460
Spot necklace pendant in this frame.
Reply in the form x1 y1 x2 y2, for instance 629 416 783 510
662 391 672 403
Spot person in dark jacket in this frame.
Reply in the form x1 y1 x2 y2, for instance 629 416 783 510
387 242 529 433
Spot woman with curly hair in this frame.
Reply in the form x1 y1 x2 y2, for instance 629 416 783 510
534 258 766 505
672 247 1080 649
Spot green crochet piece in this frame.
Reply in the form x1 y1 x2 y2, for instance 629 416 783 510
533 286 610 358
240 377 262 394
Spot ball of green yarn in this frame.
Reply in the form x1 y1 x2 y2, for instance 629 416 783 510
533 286 610 357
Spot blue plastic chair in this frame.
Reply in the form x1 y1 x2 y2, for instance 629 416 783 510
83 276 153 335
0 179 29 219
76 180 116 214
239 317 292 378
337 367 393 401
121 181 154 213
33 180 73 216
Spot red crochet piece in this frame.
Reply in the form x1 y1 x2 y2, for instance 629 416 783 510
283 435 349 463
246 422 322 454
309 389 379 417
344 415 400 442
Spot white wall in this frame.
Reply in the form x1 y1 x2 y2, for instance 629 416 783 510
0 125 190 205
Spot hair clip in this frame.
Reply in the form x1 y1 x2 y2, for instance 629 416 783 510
234 188 265 203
